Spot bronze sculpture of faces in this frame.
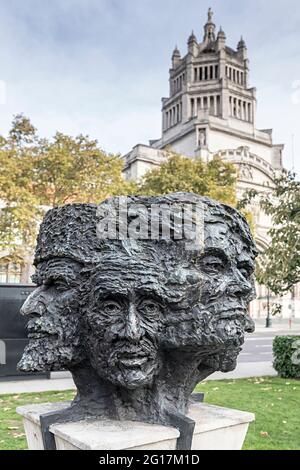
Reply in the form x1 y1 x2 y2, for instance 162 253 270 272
19 194 257 427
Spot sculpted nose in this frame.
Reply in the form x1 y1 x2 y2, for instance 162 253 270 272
226 270 253 298
20 288 45 317
125 304 142 342
245 316 255 333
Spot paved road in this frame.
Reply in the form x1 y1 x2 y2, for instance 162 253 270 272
239 328 300 364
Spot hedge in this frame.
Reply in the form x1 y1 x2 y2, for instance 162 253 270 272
273 336 300 379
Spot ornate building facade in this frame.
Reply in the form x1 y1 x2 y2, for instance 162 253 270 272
123 9 299 320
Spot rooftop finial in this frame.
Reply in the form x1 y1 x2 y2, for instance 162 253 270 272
172 45 181 65
204 7 216 43
238 36 246 49
218 26 226 40
188 30 197 41
172 44 181 57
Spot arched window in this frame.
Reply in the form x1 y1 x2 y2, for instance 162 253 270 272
0 260 23 284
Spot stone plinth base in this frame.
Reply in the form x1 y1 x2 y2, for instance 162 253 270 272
17 402 254 451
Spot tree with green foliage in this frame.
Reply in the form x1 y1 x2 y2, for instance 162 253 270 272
239 172 300 296
138 152 237 206
0 115 136 261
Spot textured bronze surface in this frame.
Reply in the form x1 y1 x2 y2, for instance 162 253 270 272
18 193 257 429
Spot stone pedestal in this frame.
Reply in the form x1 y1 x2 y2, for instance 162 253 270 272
17 402 71 450
187 404 254 450
17 402 254 451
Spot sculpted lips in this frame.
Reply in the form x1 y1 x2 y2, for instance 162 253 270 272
27 317 58 340
119 355 149 368
27 332 56 340
112 348 153 368
218 310 247 321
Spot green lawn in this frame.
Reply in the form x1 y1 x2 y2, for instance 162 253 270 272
0 389 76 451
0 377 299 450
196 376 300 450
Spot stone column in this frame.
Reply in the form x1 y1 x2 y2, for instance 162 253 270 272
214 95 218 116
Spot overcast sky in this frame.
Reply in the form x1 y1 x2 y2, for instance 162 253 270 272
0 0 299 174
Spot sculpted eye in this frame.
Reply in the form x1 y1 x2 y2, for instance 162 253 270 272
101 300 122 315
200 256 226 274
238 264 254 279
44 278 70 292
139 300 161 316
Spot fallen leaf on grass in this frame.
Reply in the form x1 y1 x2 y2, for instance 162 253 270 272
8 427 19 431
13 396 20 400
13 433 26 439
260 432 269 438
213 387 219 391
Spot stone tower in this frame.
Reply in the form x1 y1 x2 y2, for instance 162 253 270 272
158 7 258 162
123 8 283 180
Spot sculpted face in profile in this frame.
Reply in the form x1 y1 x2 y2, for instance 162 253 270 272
18 259 84 372
19 194 257 427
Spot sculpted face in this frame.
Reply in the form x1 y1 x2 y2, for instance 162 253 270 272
161 219 256 372
82 268 164 390
18 258 83 372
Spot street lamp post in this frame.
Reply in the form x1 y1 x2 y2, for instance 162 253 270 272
265 288 272 328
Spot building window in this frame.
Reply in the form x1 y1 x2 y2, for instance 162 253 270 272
210 96 214 114
191 98 195 117
233 98 237 117
217 95 221 115
243 101 246 120
0 261 23 284
248 103 252 122
197 97 201 113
